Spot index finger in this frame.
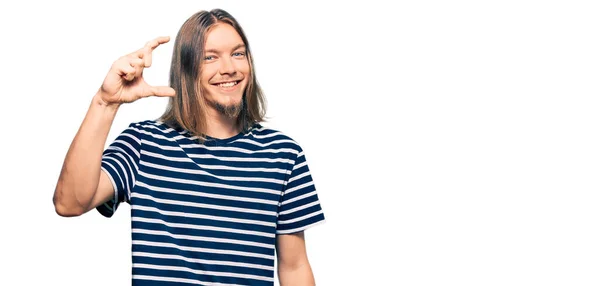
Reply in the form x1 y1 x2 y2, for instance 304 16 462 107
145 36 171 51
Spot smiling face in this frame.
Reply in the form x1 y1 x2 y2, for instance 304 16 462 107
200 23 250 119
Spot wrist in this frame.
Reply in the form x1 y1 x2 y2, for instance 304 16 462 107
93 90 120 113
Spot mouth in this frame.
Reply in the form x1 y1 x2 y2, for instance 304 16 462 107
212 80 241 89
210 80 242 93
216 80 239 87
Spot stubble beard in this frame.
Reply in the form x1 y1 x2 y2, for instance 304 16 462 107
212 98 244 119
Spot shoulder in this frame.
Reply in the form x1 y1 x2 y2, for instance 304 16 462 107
124 119 183 140
246 123 305 155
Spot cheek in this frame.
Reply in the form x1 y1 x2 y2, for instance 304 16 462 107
201 67 216 84
235 61 250 74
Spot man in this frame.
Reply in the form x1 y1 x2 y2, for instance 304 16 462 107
53 9 325 286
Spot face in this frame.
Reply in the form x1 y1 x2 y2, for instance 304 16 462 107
200 23 250 119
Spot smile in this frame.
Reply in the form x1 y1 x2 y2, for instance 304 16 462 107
215 81 240 87
211 80 242 93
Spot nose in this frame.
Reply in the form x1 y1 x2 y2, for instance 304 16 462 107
219 57 236 75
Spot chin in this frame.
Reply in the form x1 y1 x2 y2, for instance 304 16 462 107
220 99 242 108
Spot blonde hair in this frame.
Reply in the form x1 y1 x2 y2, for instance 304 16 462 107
159 9 266 141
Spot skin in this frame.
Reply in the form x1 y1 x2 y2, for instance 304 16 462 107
201 23 249 136
53 25 316 285
53 36 175 217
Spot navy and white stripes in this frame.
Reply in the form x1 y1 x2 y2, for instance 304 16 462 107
97 120 325 285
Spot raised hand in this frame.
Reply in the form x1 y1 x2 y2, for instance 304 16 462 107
98 36 176 106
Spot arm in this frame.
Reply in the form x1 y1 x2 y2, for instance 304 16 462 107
52 36 176 217
52 95 119 217
276 232 316 286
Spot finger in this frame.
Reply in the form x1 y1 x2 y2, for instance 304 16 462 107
128 57 145 71
115 60 136 81
142 36 170 67
128 48 145 59
127 48 151 68
129 57 144 68
148 86 176 97
128 57 144 76
145 36 170 51
142 46 152 68
126 36 169 64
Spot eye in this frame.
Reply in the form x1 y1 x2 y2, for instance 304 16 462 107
233 51 246 58
204 55 216 61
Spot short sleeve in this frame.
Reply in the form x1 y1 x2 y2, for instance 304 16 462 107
276 149 325 234
96 123 142 218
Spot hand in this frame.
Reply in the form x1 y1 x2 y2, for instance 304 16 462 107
98 36 176 106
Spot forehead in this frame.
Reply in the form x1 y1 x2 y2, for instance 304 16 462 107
204 23 244 51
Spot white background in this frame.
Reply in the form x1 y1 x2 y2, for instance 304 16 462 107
1 0 599 285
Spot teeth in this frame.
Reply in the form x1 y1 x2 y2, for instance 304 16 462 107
219 81 237 88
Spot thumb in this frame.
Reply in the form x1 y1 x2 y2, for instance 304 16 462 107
148 86 176 97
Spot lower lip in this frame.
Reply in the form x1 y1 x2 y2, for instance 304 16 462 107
214 82 240 93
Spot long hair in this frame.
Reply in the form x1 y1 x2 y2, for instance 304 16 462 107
159 9 266 141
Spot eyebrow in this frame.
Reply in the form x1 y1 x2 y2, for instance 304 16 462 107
205 44 246 54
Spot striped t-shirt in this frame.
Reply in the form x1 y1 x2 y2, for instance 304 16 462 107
97 120 325 285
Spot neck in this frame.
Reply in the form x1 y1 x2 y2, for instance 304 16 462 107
204 108 240 139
